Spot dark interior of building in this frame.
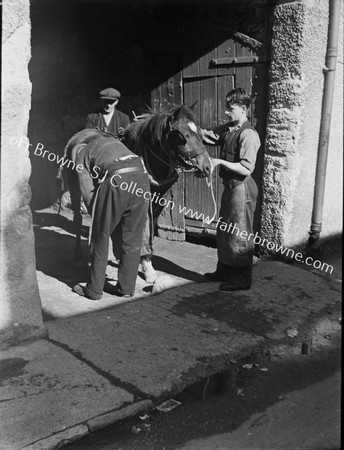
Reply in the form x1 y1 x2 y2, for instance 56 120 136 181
28 0 270 222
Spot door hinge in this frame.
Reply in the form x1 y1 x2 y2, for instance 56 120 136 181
210 55 269 67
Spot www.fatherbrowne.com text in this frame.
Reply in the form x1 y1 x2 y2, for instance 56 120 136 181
11 135 334 275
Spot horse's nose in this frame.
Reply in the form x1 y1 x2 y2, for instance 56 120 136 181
201 162 211 178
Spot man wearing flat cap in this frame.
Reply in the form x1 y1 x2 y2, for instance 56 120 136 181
85 87 130 136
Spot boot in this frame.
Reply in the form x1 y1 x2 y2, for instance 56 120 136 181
204 262 231 282
219 266 252 291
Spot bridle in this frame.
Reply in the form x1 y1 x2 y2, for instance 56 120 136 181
142 131 216 223
143 127 209 175
175 148 208 173
142 141 179 188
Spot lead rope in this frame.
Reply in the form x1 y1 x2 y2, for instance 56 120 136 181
203 158 217 225
143 143 179 188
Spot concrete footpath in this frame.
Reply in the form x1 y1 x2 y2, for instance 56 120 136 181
0 209 342 450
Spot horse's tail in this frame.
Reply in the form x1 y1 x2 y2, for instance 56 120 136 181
56 141 70 183
55 140 71 215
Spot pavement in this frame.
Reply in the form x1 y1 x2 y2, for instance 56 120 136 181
0 208 342 450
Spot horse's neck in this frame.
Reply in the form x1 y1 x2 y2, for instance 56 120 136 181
143 139 173 182
124 114 173 180
122 135 141 157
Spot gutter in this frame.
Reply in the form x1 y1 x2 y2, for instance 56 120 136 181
308 0 341 245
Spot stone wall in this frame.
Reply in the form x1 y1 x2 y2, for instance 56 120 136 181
0 0 46 348
261 0 343 250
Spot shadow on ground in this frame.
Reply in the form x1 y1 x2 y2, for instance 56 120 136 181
150 256 203 282
33 210 204 286
33 215 89 287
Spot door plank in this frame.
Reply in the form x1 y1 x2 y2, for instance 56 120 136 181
156 70 185 240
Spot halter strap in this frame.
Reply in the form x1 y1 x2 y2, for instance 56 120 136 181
143 143 179 188
144 141 175 170
142 125 209 183
187 148 208 160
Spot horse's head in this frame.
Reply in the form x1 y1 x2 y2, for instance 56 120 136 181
166 106 212 178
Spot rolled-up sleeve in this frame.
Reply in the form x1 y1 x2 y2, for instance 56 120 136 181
239 128 261 173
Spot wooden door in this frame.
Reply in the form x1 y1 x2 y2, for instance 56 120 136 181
151 71 187 241
152 3 271 240
182 40 269 235
181 14 271 236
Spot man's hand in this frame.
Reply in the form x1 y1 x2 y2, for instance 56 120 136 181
211 158 251 177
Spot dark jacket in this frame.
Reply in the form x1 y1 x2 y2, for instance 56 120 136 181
85 110 130 136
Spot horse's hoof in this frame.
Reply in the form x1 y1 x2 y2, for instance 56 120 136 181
144 270 157 284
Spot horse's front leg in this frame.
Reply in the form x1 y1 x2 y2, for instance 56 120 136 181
140 203 157 283
73 207 83 265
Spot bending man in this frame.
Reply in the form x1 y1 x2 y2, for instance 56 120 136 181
73 131 150 300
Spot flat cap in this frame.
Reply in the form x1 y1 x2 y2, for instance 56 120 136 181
99 87 121 99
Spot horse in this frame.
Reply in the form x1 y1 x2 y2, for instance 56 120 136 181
59 104 212 282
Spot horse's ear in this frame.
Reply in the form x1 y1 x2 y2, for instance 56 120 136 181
167 116 173 131
171 106 182 121
172 105 196 122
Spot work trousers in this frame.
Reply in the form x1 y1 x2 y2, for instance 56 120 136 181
85 171 150 297
217 176 258 287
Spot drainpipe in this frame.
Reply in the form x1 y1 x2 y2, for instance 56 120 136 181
308 0 341 245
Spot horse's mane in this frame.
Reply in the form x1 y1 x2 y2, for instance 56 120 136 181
124 105 196 146
64 105 197 162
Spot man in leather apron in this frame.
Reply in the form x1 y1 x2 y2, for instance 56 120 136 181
202 88 261 291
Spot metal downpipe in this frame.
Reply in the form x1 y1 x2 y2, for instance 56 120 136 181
308 0 341 246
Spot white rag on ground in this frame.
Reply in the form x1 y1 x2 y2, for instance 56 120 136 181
151 275 179 295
